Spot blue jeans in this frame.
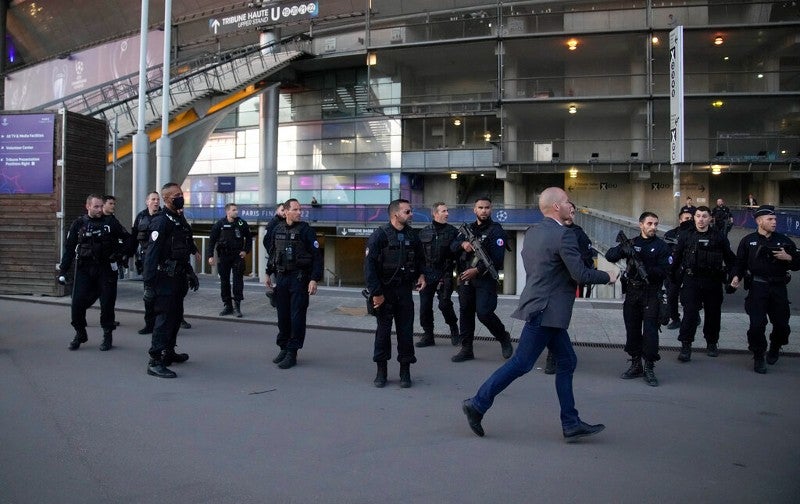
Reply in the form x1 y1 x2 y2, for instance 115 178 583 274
470 312 580 430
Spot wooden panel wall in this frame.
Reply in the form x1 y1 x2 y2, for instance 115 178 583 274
0 111 107 295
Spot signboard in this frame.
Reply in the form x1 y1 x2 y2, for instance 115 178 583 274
217 176 236 193
337 226 378 237
0 114 55 194
209 1 319 35
669 26 685 164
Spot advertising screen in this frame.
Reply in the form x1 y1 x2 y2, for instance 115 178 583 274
0 113 55 194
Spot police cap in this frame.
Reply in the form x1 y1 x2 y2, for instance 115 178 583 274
753 205 775 218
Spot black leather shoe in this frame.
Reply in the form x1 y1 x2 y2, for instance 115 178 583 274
272 349 287 364
180 319 192 329
163 350 189 366
138 326 153 335
99 334 113 351
666 319 681 330
147 360 177 378
415 335 435 347
563 421 605 443
766 344 780 365
399 364 412 388
278 350 297 369
68 331 88 351
706 343 719 357
449 324 461 346
544 351 556 375
219 305 234 316
500 333 514 359
113 321 120 327
462 399 484 437
374 362 387 388
754 354 767 374
678 343 692 362
451 349 475 362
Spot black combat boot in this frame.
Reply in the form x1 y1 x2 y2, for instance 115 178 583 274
219 303 234 316
706 343 719 357
147 353 177 378
399 363 412 388
233 300 243 318
499 332 514 359
272 348 287 364
278 349 297 369
643 360 659 387
449 323 461 346
68 329 88 351
99 330 113 351
137 326 153 335
766 343 781 365
678 342 692 362
544 351 556 375
374 361 388 388
451 346 475 362
163 348 189 366
180 319 192 329
753 352 767 374
620 356 643 379
415 333 435 347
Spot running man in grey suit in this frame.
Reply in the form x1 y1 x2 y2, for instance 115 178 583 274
462 187 619 442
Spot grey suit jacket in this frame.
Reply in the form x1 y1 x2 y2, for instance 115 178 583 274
512 217 611 329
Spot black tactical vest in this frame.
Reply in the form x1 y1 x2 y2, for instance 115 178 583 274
379 224 416 282
77 216 114 262
419 223 457 270
272 222 312 272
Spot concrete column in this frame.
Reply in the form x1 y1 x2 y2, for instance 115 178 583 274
762 179 780 205
631 179 647 217
258 80 280 282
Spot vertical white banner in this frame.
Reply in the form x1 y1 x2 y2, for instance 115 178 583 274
669 26 685 164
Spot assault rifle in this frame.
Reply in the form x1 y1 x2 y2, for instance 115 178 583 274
458 223 499 281
616 230 649 285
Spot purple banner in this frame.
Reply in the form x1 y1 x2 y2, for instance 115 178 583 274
0 114 55 194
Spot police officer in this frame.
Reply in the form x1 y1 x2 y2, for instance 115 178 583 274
415 202 460 348
263 203 285 307
606 212 671 386
680 196 696 216
364 199 426 388
58 194 130 351
711 198 733 237
208 203 252 318
131 191 161 334
663 210 694 329
730 205 800 373
451 197 513 363
143 183 199 378
671 205 736 362
264 198 322 369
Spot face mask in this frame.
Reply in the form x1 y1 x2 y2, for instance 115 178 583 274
172 196 185 209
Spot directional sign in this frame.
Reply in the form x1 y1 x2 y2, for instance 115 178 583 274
209 1 319 35
337 226 377 237
0 114 55 194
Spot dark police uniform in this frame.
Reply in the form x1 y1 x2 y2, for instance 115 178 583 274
59 213 130 350
416 221 460 347
451 218 513 361
143 208 197 377
364 223 424 376
266 219 322 368
208 215 252 316
262 212 285 308
671 226 736 361
606 234 671 384
733 222 799 370
711 204 733 236
568 222 597 297
663 219 695 327
131 207 160 333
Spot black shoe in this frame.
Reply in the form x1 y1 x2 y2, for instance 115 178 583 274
272 349 287 364
114 320 120 327
667 319 681 330
451 348 475 362
462 399 485 437
163 350 189 366
374 362 388 388
706 343 719 358
219 304 234 316
68 331 88 351
449 324 461 346
500 333 514 359
754 354 767 374
678 343 692 362
766 344 781 365
415 335 435 347
180 319 192 329
620 357 644 379
147 359 177 379
99 333 113 351
278 350 297 369
643 361 659 387
233 301 243 318
563 421 605 443
138 326 153 335
399 364 412 388
544 351 556 375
